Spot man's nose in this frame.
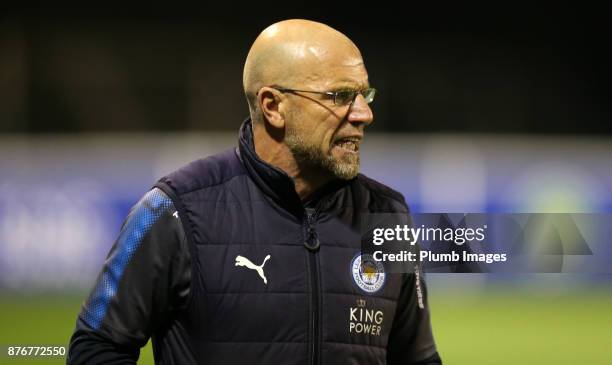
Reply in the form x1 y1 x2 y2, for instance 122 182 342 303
347 94 374 125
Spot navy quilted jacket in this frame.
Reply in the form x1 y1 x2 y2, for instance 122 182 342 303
68 119 441 365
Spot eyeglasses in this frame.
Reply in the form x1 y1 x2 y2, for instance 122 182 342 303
271 86 376 106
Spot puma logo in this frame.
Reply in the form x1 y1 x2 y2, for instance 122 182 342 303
235 255 271 284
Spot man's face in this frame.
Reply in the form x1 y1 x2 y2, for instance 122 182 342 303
283 51 374 180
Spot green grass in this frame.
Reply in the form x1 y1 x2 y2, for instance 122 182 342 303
0 288 611 364
429 288 612 364
0 294 153 364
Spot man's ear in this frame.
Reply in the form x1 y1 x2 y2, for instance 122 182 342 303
258 87 285 129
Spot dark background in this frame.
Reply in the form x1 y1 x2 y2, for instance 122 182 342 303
1 4 610 134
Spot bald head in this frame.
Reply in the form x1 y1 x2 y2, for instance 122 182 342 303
243 19 364 122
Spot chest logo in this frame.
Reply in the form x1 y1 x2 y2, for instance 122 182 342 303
349 298 384 336
235 255 271 284
351 253 385 293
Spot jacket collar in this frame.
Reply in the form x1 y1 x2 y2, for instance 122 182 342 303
237 118 350 216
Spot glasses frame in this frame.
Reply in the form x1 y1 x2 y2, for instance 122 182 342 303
270 86 376 106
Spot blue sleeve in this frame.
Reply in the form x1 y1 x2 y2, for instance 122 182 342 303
67 188 191 365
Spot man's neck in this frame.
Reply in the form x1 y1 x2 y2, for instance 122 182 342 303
253 122 332 201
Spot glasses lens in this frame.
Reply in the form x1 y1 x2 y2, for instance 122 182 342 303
335 90 357 105
363 88 376 104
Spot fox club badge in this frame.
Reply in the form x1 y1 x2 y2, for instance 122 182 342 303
351 253 386 293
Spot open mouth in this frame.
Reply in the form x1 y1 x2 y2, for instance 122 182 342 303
332 137 361 153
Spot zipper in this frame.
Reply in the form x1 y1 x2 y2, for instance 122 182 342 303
304 207 320 365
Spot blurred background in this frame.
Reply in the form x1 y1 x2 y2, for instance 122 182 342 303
1 4 611 364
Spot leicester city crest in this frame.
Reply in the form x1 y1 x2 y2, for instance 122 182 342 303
351 253 385 293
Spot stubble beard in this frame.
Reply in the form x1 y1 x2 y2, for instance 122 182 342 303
285 128 360 180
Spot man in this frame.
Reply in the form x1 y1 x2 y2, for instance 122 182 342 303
68 19 442 364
